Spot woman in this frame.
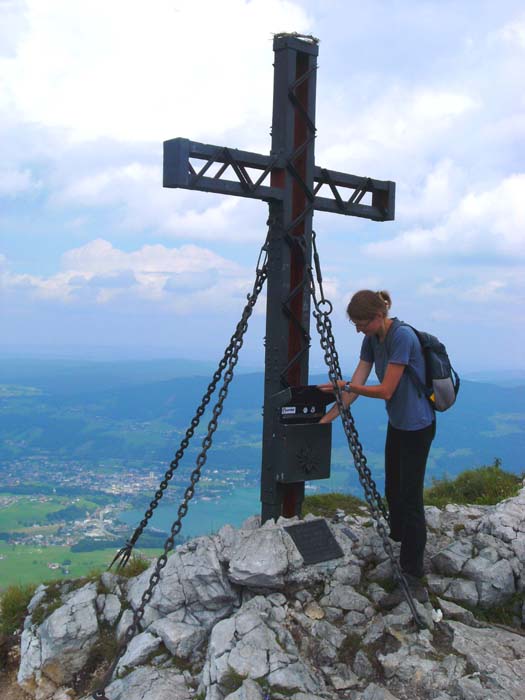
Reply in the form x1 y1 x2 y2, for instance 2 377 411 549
319 289 435 597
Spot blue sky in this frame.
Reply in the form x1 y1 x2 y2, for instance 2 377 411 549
1 0 524 374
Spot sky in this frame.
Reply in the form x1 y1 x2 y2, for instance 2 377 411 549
1 0 524 374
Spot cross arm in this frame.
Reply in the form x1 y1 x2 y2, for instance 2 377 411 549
163 138 395 221
163 138 284 202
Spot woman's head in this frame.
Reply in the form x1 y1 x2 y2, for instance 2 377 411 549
346 290 392 326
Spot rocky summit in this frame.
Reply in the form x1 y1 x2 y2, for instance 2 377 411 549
14 481 525 700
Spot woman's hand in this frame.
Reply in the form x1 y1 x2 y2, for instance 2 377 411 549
317 380 348 394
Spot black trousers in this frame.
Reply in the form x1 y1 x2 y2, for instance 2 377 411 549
385 421 436 578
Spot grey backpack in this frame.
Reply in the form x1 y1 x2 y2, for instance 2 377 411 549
389 320 460 412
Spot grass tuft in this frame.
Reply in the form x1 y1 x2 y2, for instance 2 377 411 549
303 492 367 519
424 459 523 508
0 583 37 635
118 555 151 579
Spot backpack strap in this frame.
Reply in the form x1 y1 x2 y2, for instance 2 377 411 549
384 319 430 399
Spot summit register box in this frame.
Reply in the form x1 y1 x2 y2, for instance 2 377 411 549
271 385 334 483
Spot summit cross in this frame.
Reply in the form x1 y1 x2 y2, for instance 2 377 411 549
163 33 395 523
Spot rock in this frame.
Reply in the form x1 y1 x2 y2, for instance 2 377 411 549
304 601 324 620
96 666 191 700
444 578 479 607
19 582 100 693
115 632 162 677
202 604 323 698
358 683 402 700
97 593 121 625
100 572 121 596
322 663 360 690
479 486 525 559
332 561 362 586
462 556 515 607
321 584 370 613
448 620 525 698
116 609 134 642
427 573 452 596
436 598 481 627
453 674 488 700
228 527 302 588
353 648 375 680
27 584 48 615
432 539 473 576
15 491 525 700
425 505 442 531
224 678 265 700
148 617 206 659
126 537 238 628
267 661 320 694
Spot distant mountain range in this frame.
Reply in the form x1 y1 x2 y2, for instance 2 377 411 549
1 358 524 489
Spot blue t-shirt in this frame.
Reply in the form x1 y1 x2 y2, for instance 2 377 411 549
360 318 435 431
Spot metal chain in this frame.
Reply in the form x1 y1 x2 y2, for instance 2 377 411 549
307 243 426 629
92 244 269 699
110 235 270 571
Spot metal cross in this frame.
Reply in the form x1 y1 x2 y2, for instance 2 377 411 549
163 33 395 523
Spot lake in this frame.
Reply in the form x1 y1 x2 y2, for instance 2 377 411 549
118 486 261 539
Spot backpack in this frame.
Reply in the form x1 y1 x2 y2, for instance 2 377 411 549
389 320 460 412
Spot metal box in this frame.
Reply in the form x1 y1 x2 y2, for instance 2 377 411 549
271 385 333 483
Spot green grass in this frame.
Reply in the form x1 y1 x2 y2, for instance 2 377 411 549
0 583 37 635
0 494 99 532
424 459 523 508
303 492 367 518
0 543 162 589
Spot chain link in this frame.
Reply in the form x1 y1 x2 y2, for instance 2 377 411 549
92 243 268 699
307 249 426 629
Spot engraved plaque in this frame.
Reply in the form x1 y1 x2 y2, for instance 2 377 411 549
284 519 344 565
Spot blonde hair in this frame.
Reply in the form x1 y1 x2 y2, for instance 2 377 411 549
346 290 392 321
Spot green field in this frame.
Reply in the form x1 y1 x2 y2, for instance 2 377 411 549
0 543 162 588
0 495 99 532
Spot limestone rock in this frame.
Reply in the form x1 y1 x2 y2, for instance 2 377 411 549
320 584 370 613
126 536 238 628
14 485 525 700
358 684 402 700
97 593 121 626
115 632 162 677
432 539 473 576
93 666 191 700
224 678 264 700
448 620 525 699
228 527 293 588
19 582 100 694
148 617 206 659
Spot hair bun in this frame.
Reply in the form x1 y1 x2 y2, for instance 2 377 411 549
377 290 392 309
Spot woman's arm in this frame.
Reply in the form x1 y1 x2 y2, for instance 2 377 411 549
318 360 372 423
347 362 405 401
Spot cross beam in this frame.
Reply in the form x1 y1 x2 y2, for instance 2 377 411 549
163 33 395 524
164 139 395 221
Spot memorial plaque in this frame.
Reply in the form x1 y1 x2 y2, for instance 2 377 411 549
284 519 344 565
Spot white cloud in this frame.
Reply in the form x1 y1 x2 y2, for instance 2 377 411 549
498 17 525 47
397 158 466 223
0 0 311 143
364 174 525 260
2 239 254 311
0 167 39 196
53 157 267 241
60 238 241 276
318 87 479 178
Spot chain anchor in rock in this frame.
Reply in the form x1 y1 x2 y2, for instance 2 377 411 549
307 237 427 630
109 233 270 572
92 244 269 700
